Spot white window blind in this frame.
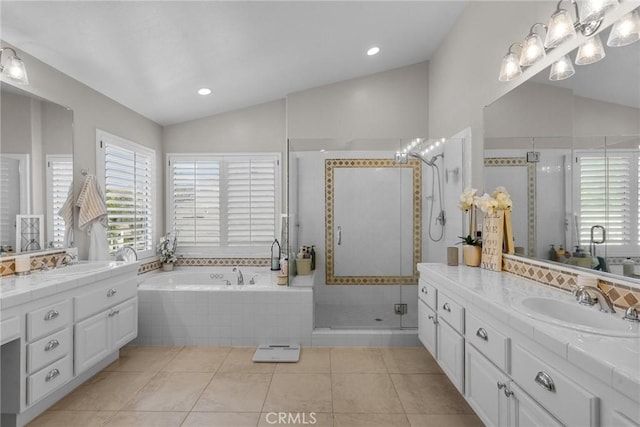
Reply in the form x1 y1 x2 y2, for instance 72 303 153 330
168 154 279 252
98 131 155 257
576 151 638 253
46 155 73 248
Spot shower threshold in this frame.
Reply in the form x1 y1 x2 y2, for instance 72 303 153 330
311 327 419 347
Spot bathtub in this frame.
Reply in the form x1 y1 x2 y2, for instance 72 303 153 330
135 267 313 346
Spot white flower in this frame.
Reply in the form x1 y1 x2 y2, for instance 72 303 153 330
458 187 478 212
477 193 498 214
492 186 512 211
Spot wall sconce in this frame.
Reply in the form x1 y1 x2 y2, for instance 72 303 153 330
520 23 548 66
0 47 29 85
499 43 523 82
607 9 640 46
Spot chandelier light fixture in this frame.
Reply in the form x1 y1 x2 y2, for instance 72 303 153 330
0 47 29 85
499 1 639 83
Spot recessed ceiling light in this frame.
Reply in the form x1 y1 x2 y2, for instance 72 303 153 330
198 88 212 96
367 47 380 56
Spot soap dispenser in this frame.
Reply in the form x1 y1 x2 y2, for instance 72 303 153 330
548 245 558 261
270 239 281 271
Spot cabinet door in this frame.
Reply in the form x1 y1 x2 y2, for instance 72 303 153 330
74 310 110 375
508 382 562 427
465 344 508 427
418 300 437 356
437 318 464 393
112 298 138 349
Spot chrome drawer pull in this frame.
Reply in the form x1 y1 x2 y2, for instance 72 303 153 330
107 288 117 297
44 310 59 321
421 286 427 294
497 381 506 390
108 309 120 317
45 368 60 382
476 328 488 341
534 371 556 392
442 303 451 312
427 315 438 325
44 339 60 351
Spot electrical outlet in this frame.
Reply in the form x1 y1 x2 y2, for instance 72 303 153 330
527 151 540 163
394 304 408 315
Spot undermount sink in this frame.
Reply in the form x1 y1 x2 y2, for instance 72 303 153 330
42 261 114 277
517 296 640 338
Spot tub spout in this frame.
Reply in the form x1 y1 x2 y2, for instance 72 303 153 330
233 267 244 286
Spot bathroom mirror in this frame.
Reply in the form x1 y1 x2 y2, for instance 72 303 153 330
0 82 74 255
484 24 639 282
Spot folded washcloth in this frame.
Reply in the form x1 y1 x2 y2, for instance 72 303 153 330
58 182 75 246
76 174 107 229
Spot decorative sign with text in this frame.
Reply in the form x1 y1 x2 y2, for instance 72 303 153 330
481 210 505 271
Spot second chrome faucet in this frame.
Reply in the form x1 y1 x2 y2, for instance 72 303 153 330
574 285 616 313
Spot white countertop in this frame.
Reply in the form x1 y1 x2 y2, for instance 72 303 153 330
0 261 140 310
418 263 640 402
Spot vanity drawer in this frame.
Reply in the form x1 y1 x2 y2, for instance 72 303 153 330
511 344 598 427
27 354 73 405
27 327 72 375
75 278 136 321
466 311 510 372
0 314 20 345
438 291 464 334
27 299 72 342
418 279 437 311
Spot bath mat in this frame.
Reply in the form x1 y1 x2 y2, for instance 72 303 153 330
253 344 300 363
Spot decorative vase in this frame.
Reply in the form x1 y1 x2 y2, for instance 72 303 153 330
162 262 174 272
463 245 481 267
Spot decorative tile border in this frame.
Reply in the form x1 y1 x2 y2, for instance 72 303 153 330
324 158 422 285
484 157 536 257
606 257 640 266
503 254 640 309
1 251 68 277
137 257 270 274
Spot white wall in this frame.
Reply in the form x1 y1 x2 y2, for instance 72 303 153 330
4 44 164 259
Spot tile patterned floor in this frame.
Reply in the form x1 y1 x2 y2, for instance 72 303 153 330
28 346 483 427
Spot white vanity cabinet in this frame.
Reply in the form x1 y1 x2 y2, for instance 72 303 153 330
418 280 437 355
0 262 138 427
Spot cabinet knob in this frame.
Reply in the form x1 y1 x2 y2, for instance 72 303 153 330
108 309 120 317
497 381 506 390
504 388 514 398
534 371 556 392
45 368 60 382
476 328 489 341
107 288 117 297
44 339 60 352
442 303 451 312
421 286 427 294
44 310 59 321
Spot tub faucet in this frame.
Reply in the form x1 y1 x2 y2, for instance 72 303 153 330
574 285 616 313
233 267 244 286
55 254 74 268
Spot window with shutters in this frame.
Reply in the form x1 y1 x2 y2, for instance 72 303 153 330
97 130 155 258
167 153 280 255
575 150 639 256
46 155 73 248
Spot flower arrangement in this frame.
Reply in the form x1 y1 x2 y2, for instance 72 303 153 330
458 187 481 246
478 186 512 213
157 233 178 264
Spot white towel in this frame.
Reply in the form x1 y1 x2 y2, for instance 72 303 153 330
76 174 107 229
57 182 74 247
88 221 109 261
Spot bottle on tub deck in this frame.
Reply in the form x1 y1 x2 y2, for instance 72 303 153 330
310 245 316 270
271 239 281 271
623 258 635 277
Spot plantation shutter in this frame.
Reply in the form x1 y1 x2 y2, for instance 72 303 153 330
170 159 221 246
577 153 631 246
227 158 277 246
46 155 73 248
102 138 154 256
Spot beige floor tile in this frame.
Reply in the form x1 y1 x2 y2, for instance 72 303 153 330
333 413 410 427
263 373 332 413
332 373 404 413
258 412 334 426
406 414 485 427
380 347 442 374
26 410 114 427
391 374 474 414
162 346 231 372
218 347 277 374
192 372 271 412
330 348 387 373
51 371 156 411
105 346 181 372
182 412 260 427
124 372 213 411
275 347 331 374
103 411 187 427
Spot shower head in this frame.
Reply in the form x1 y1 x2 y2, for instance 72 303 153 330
409 152 443 166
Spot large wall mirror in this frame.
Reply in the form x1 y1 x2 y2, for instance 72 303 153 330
484 23 639 283
1 82 74 255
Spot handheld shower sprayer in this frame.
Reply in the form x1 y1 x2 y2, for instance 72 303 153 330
409 152 444 166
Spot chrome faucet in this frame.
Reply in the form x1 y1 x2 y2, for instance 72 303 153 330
55 254 73 268
233 267 244 286
574 285 616 313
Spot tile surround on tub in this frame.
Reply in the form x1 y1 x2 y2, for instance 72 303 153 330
502 254 640 309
